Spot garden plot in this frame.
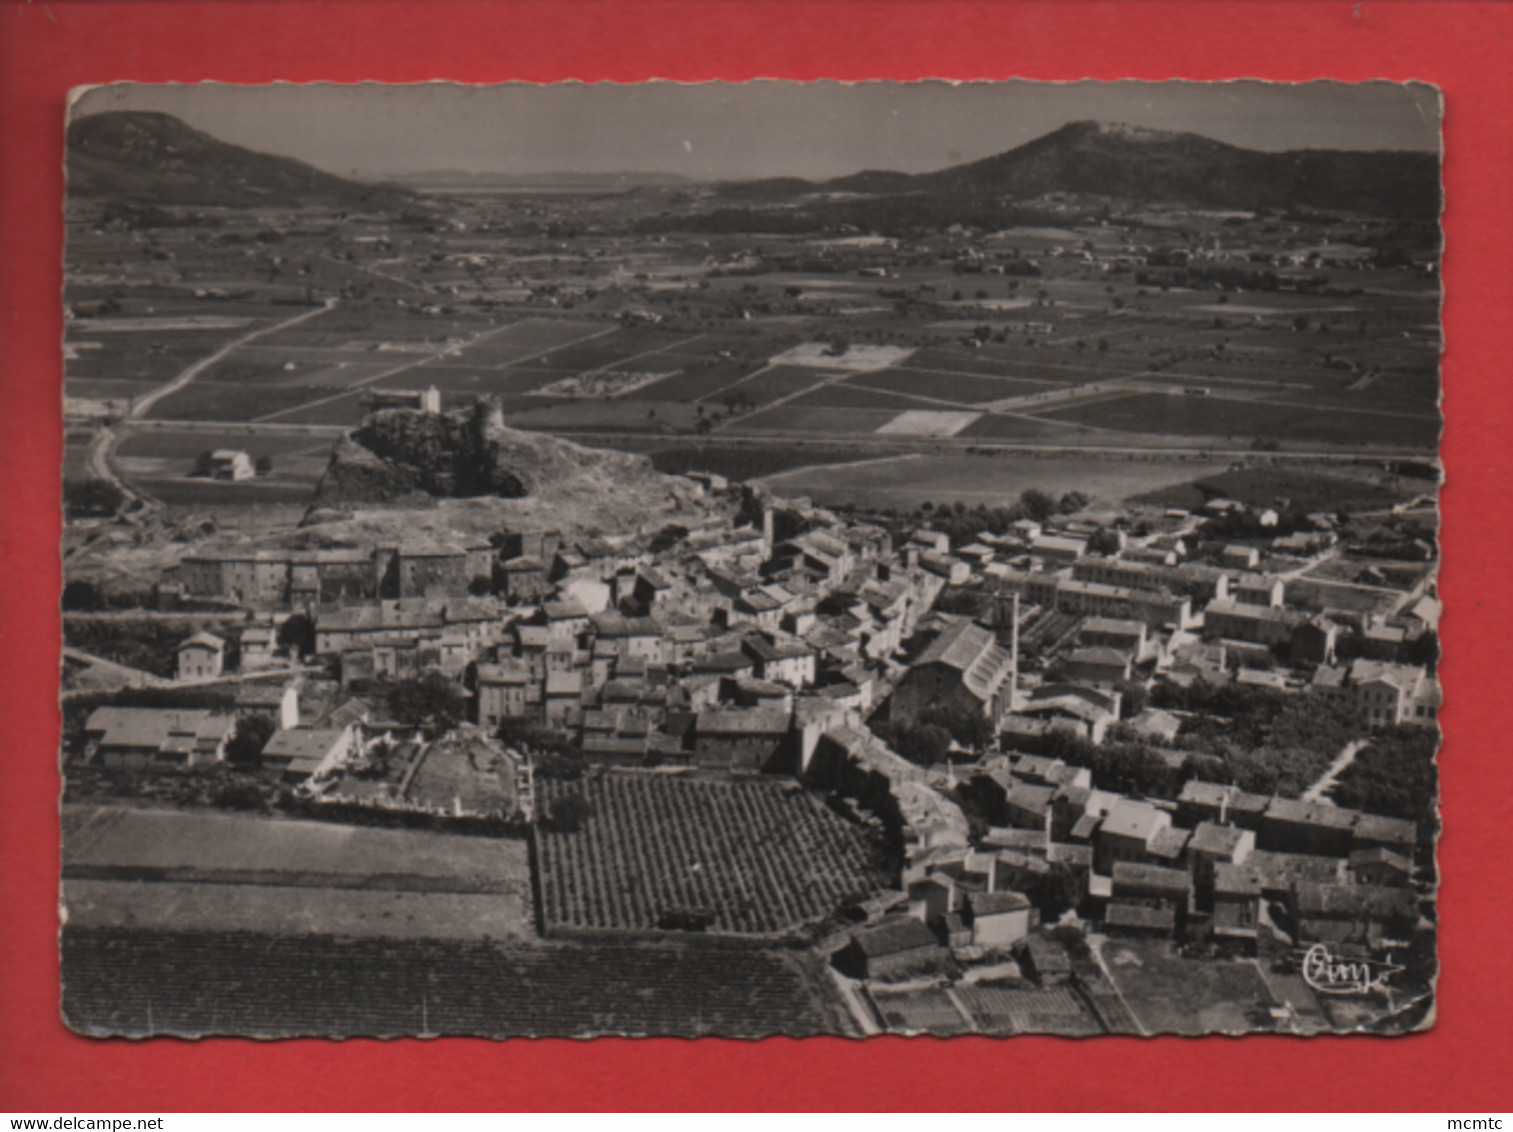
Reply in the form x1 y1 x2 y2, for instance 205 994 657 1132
874 410 983 437
955 984 1103 1036
870 987 971 1035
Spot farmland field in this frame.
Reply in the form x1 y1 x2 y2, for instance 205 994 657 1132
851 367 1064 404
147 381 347 422
534 772 890 936
954 414 1092 442
507 399 702 433
393 364 565 395
874 410 983 437
130 478 318 507
65 379 164 402
1097 937 1278 1035
115 428 339 460
526 325 686 370
1130 465 1422 512
1039 390 1439 449
761 452 1230 509
711 364 841 406
61 926 855 1037
63 804 530 883
63 880 534 941
64 328 271 385
790 383 935 410
636 441 907 481
62 805 536 942
618 360 763 403
737 405 903 435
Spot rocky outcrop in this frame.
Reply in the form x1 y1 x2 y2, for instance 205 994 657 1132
313 404 530 506
310 400 681 528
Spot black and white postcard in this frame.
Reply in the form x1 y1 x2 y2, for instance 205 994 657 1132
59 80 1441 1038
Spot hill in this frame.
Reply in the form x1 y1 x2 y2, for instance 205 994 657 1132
914 121 1439 219
306 398 713 540
67 111 416 210
715 120 1440 220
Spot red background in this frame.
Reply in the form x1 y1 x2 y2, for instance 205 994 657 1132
2 1 1510 1112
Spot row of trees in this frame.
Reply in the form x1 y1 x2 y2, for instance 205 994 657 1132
866 487 1093 547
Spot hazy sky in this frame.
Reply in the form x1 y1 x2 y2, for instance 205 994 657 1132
72 80 1441 182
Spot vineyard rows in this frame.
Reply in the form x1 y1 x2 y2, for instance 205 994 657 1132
535 773 889 935
61 926 852 1038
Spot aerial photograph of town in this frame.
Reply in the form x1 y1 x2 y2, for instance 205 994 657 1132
58 79 1442 1038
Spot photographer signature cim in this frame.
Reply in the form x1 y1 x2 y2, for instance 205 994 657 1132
1298 944 1404 995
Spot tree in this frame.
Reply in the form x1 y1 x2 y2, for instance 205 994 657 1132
1115 679 1149 720
921 702 995 751
542 792 594 833
877 721 952 767
212 781 268 811
254 455 273 476
1019 489 1056 523
1058 490 1091 514
225 714 276 768
649 523 690 555
63 479 124 519
1025 860 1084 920
276 612 316 658
1086 528 1121 556
192 450 216 477
386 670 467 737
61 580 105 612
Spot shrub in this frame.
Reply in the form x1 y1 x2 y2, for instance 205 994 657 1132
212 781 268 811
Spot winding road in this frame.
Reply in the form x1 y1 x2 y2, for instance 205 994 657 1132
86 299 339 517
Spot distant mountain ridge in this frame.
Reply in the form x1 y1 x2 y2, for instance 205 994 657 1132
67 111 1439 220
738 120 1441 219
67 111 416 210
388 169 691 191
